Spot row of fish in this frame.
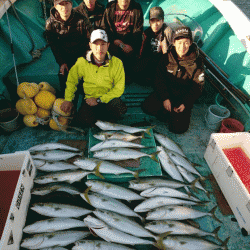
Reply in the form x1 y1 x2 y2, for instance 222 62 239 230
22 121 226 249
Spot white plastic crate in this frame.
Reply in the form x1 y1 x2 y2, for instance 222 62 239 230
204 132 250 235
0 151 36 249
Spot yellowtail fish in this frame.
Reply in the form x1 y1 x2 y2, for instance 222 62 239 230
93 148 159 162
157 146 184 182
93 131 143 141
35 161 79 172
21 231 90 249
134 196 200 212
95 120 153 136
154 133 186 157
72 240 135 250
156 235 229 250
145 221 221 238
74 158 141 178
93 210 156 239
31 150 83 161
31 203 92 218
80 188 142 220
33 170 98 184
23 218 86 234
28 142 80 152
146 206 221 223
84 215 154 245
90 139 145 152
86 180 144 201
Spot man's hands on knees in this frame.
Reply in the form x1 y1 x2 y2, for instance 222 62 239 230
163 99 171 112
60 101 73 113
86 98 98 106
174 104 185 113
60 63 69 75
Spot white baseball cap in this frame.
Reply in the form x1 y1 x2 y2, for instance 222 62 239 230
90 29 108 43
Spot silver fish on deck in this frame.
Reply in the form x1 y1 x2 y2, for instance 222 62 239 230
21 230 90 249
165 148 202 177
93 131 143 142
154 133 186 157
134 196 199 212
90 139 145 152
80 190 142 220
86 180 144 201
156 235 228 250
23 218 86 234
73 240 135 250
146 206 220 222
93 148 158 162
176 165 208 193
145 220 220 237
29 142 80 152
31 203 91 218
39 247 68 250
34 170 94 184
95 120 153 135
157 146 184 182
31 182 80 196
84 215 154 245
93 210 156 239
129 178 193 191
140 187 200 202
35 161 79 172
31 150 83 161
74 158 141 178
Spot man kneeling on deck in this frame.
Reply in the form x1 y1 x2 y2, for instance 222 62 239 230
60 29 127 127
142 26 205 134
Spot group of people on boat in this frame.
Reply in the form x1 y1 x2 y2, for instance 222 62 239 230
45 0 205 134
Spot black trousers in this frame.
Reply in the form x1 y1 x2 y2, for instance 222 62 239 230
142 91 192 134
76 97 127 128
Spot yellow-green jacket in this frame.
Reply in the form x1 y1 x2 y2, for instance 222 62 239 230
65 51 125 103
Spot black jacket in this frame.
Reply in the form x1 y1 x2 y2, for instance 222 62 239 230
155 43 205 107
101 0 143 53
45 8 92 66
74 1 104 29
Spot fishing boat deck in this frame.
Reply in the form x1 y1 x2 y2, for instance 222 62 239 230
1 104 250 250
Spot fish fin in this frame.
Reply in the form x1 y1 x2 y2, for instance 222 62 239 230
212 226 221 242
94 162 105 179
83 186 92 205
150 151 160 162
190 178 199 193
155 232 172 250
209 206 222 223
133 169 146 179
186 219 200 228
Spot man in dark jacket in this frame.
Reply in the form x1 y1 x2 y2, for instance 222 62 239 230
101 0 143 83
74 0 104 29
136 6 173 85
142 26 205 134
45 0 92 97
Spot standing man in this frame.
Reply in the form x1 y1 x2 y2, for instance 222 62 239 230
61 29 127 127
142 26 205 134
74 0 105 29
101 0 143 83
136 6 173 85
45 0 92 97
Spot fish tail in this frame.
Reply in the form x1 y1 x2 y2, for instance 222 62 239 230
145 127 153 136
150 151 159 162
212 225 221 242
210 206 222 223
206 190 211 199
94 162 105 179
83 186 92 205
155 232 172 250
190 178 199 193
218 236 230 250
133 169 146 179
